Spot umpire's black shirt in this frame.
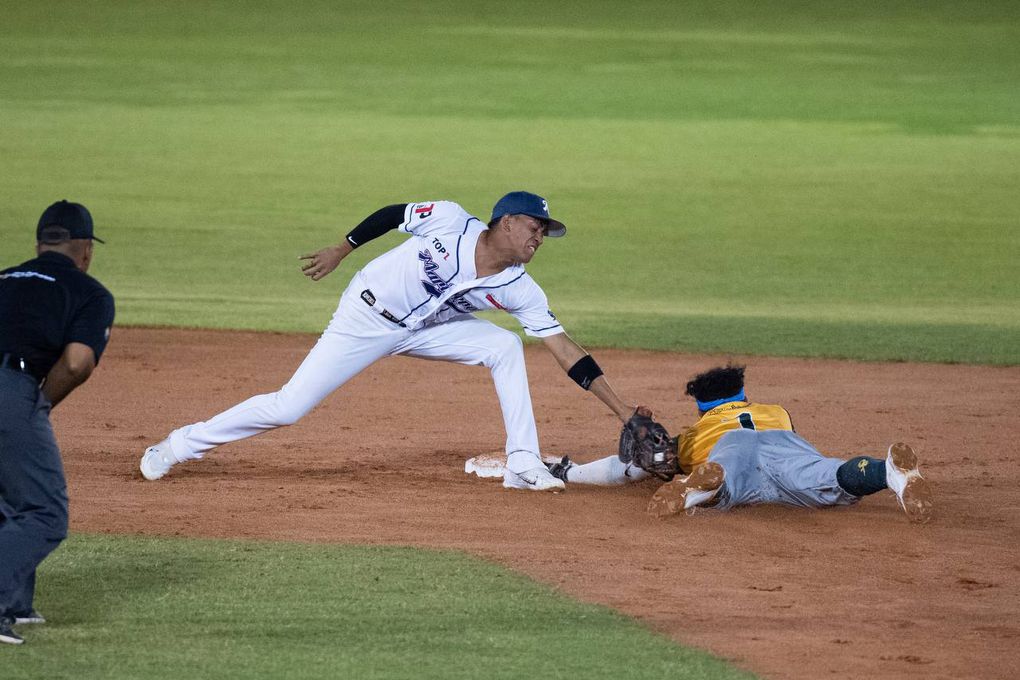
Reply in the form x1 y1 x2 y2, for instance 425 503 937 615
0 251 115 382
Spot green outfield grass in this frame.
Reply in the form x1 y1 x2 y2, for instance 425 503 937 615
1 0 1018 363
5 534 753 680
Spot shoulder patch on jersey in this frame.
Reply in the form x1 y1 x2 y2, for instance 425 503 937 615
413 203 435 219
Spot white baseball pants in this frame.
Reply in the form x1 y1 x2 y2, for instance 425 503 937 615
167 275 544 473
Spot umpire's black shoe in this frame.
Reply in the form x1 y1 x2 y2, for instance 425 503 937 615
0 616 25 645
545 456 575 482
14 609 45 625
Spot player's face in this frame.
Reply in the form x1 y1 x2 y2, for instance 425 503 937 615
508 215 547 263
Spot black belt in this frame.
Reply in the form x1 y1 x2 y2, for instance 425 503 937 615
1 352 36 379
360 290 407 328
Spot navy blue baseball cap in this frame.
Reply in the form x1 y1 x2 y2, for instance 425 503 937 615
489 191 566 237
37 200 104 244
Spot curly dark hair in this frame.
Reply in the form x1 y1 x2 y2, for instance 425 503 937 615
685 364 746 403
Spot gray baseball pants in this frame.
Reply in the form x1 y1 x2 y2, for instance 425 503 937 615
0 370 68 618
709 429 859 510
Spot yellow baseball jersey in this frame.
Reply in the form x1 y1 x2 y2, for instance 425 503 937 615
677 401 794 472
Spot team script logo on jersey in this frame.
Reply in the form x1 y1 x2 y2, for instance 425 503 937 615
446 292 478 313
414 203 435 219
418 249 452 298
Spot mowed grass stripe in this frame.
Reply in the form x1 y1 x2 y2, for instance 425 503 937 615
6 534 754 680
2 110 1016 362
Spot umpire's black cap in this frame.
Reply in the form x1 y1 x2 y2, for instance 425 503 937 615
37 200 105 244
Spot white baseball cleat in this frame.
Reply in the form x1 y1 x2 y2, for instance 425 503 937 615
647 462 725 518
503 466 566 492
885 442 934 524
140 439 177 480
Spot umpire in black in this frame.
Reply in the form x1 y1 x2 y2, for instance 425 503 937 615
0 200 114 645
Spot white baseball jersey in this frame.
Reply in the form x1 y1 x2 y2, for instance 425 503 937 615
163 199 561 479
357 201 564 336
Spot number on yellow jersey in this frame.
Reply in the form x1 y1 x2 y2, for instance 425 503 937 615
677 402 793 472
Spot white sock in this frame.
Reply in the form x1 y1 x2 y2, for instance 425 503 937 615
566 455 650 486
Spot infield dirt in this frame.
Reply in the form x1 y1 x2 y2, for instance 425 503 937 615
56 328 1019 680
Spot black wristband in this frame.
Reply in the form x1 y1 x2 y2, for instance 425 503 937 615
567 355 603 391
345 203 407 249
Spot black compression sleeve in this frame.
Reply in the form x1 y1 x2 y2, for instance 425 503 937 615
567 355 603 390
345 204 408 248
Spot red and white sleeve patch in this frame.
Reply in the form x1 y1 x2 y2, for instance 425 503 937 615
485 293 507 310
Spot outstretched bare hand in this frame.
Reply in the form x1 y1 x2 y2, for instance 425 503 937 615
300 243 348 281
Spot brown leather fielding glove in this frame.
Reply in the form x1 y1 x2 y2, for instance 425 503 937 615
618 413 679 481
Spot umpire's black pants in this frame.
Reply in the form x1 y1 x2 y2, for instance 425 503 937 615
0 369 68 618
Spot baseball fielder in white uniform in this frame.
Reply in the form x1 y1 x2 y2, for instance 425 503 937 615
140 192 646 491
